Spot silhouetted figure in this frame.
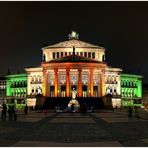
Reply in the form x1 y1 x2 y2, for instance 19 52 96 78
24 105 28 115
1 104 7 120
11 106 17 120
8 106 13 120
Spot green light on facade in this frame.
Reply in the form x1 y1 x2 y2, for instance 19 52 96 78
121 74 143 107
6 73 27 97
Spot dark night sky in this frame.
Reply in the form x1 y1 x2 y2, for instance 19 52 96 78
0 1 148 83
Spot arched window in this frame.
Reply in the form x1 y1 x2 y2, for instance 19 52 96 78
92 52 95 59
61 52 63 57
57 52 59 58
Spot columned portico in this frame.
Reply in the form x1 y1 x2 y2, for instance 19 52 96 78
41 60 106 98
22 31 143 109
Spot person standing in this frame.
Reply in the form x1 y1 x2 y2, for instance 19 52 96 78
24 105 28 115
1 104 7 120
8 106 13 120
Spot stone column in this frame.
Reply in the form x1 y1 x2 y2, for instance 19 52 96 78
78 68 82 97
43 69 47 96
90 68 94 97
101 69 105 97
66 68 70 97
54 68 58 97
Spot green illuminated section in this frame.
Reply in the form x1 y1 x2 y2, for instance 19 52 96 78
121 73 143 107
121 74 143 98
6 73 27 97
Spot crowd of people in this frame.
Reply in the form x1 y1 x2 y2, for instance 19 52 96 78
1 104 17 121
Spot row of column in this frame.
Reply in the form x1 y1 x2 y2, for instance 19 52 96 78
43 68 105 97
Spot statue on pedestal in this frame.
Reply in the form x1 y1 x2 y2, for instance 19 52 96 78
68 88 80 112
72 88 77 99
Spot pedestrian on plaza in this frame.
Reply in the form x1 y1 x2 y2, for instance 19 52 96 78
8 106 13 120
12 106 17 121
24 105 28 115
1 104 7 120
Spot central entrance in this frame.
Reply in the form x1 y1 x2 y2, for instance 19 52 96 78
82 85 87 97
60 85 66 97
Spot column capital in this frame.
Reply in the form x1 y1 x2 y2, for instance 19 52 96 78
54 68 58 73
101 69 105 74
66 68 70 72
78 68 82 72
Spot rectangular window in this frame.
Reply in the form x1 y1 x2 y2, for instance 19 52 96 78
57 52 59 58
69 52 71 55
84 52 87 57
92 52 95 59
53 52 55 59
76 52 79 55
65 52 67 56
88 52 91 58
61 52 63 57
80 52 83 56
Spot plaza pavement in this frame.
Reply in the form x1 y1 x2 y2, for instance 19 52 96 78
0 109 148 146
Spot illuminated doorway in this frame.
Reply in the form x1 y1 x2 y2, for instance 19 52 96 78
82 86 87 97
61 85 66 97
93 86 98 97
50 86 54 97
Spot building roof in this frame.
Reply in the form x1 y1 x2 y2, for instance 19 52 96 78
6 73 27 78
42 39 105 49
121 73 143 79
45 54 105 64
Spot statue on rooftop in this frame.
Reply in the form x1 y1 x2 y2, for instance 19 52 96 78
68 31 79 39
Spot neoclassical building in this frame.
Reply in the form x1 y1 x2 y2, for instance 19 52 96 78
4 31 143 109
26 31 122 99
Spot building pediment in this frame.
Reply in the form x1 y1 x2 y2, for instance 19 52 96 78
42 39 105 50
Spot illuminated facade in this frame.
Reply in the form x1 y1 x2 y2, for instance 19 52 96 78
121 74 142 107
0 77 6 106
4 31 143 108
26 31 109 99
6 74 27 109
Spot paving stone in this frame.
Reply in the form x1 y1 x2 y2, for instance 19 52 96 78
49 117 95 123
12 140 123 147
0 110 148 146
